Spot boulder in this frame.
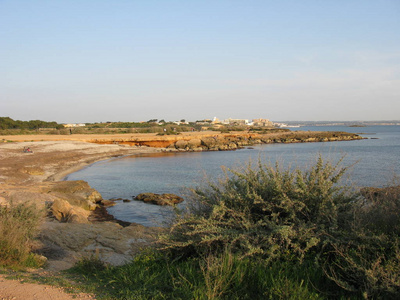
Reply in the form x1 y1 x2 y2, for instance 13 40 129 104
175 140 188 150
135 193 184 206
187 138 202 149
43 180 102 210
51 199 90 223
201 137 218 148
100 199 117 207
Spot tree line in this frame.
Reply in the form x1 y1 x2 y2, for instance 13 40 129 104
0 117 64 130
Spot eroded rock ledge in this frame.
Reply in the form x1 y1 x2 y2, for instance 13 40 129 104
89 131 364 151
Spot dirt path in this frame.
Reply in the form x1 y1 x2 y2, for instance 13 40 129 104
0 274 95 300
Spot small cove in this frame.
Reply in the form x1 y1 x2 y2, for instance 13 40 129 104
66 126 400 226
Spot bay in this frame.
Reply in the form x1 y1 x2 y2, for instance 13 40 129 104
66 125 400 226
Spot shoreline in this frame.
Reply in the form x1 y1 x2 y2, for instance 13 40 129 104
48 154 129 182
0 131 364 270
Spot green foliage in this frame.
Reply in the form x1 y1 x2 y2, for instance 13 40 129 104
0 202 44 268
158 157 400 298
69 250 325 299
65 158 400 299
160 156 353 261
0 116 60 130
321 184 400 299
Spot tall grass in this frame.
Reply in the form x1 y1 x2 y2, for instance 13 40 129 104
0 202 44 268
69 250 326 299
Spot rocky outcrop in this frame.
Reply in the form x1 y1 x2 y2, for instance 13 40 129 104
51 199 90 224
44 180 102 209
164 131 363 152
86 130 363 151
42 180 104 223
38 221 163 268
134 193 184 206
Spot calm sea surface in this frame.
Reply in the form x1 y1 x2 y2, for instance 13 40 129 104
66 126 400 226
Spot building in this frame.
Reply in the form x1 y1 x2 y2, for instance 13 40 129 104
63 123 86 128
252 118 273 127
223 118 249 125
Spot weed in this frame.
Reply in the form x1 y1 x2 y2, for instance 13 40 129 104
0 202 44 269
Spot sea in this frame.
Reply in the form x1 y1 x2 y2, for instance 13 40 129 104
65 125 400 227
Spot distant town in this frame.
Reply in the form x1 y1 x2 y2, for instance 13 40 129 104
1 116 399 135
63 118 400 129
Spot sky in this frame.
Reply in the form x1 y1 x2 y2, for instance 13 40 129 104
1 0 399 123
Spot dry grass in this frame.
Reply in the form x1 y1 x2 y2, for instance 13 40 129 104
0 202 44 268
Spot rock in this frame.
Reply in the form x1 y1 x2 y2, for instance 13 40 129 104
201 137 218 148
135 193 184 206
100 199 117 207
187 138 202 149
38 221 162 267
43 180 102 211
175 140 188 150
51 199 90 223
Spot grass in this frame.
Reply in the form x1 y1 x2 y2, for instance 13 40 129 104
0 202 45 269
67 251 330 299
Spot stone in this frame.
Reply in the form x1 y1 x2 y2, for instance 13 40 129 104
100 199 117 207
38 221 162 267
51 199 90 223
175 140 188 149
43 180 102 210
187 138 202 149
135 192 184 206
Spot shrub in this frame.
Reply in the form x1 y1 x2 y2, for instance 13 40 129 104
159 156 355 261
0 202 44 268
159 157 400 298
321 184 400 298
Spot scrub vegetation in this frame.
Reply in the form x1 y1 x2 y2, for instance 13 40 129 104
69 157 400 299
1 152 397 298
0 202 44 269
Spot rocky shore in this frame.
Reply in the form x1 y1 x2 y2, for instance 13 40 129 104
164 130 363 151
0 131 364 270
0 140 163 270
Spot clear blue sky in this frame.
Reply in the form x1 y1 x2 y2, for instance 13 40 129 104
1 0 399 123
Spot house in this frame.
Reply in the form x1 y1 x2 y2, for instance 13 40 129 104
63 123 86 128
223 118 249 125
252 118 273 127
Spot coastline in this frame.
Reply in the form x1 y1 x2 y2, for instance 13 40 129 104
0 130 363 271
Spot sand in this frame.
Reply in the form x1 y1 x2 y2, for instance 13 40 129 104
0 136 163 300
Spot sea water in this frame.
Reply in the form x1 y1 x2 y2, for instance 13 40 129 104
66 126 400 226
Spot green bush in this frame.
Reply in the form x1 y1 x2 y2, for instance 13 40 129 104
68 158 400 299
158 157 400 298
160 156 354 261
322 184 400 298
0 202 44 268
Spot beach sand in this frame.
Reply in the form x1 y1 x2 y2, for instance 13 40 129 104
0 137 163 300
